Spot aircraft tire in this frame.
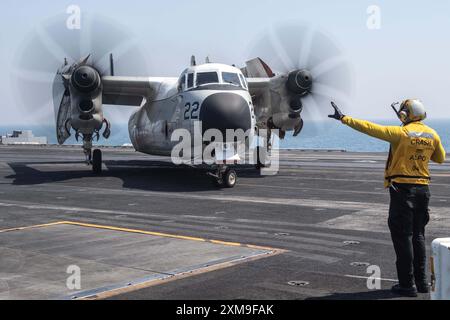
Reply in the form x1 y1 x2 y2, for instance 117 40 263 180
223 169 237 188
92 149 102 174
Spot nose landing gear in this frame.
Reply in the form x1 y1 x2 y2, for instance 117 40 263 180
208 165 237 188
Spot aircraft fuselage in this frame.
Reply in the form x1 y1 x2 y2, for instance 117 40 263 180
128 63 256 158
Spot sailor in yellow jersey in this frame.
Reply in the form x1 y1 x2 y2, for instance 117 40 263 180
329 99 446 297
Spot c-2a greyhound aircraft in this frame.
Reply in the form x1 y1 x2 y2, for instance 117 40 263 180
54 54 314 188
12 14 352 189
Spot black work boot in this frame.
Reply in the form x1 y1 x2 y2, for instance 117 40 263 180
391 284 418 297
415 282 430 293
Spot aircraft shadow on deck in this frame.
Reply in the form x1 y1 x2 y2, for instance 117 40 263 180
5 160 264 192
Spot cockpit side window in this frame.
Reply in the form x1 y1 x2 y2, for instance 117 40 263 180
222 72 241 87
238 73 248 89
187 73 194 88
178 74 186 92
196 72 219 86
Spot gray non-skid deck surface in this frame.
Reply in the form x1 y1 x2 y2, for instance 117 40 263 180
1 145 449 300
0 223 269 299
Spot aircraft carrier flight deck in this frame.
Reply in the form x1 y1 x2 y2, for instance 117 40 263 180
1 145 449 300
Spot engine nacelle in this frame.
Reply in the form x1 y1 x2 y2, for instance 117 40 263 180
243 58 308 137
68 65 104 134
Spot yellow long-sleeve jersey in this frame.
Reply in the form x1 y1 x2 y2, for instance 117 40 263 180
341 116 446 188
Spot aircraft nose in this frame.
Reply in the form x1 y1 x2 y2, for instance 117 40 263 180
199 92 251 136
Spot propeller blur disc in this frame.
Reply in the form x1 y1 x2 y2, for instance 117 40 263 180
11 12 150 125
247 21 355 136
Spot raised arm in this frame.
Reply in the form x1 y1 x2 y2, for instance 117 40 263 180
341 116 402 144
328 102 402 143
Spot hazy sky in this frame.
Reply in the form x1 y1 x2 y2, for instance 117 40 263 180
1 0 450 125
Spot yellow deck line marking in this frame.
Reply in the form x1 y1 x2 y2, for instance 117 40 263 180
0 221 65 233
246 244 279 250
210 239 243 247
0 220 286 300
62 221 281 251
0 220 282 252
81 249 284 300
59 221 207 242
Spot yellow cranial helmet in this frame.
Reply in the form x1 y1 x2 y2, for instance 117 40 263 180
399 99 427 123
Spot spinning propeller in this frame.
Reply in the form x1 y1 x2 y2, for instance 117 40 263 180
11 12 149 128
247 21 354 136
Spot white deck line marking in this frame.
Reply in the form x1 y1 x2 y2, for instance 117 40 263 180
345 274 397 282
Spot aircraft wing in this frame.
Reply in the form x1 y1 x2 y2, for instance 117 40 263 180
102 76 178 106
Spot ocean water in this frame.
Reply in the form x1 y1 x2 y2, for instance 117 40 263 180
282 119 450 152
1 119 449 152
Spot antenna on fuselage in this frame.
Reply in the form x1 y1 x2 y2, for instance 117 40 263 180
110 53 115 76
191 55 196 66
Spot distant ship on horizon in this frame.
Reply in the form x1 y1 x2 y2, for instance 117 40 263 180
0 130 47 145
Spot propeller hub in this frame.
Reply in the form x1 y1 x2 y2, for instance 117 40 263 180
71 65 100 93
286 70 312 96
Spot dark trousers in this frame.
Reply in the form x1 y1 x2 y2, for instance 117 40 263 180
388 183 430 288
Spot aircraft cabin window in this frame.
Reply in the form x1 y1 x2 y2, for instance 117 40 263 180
222 72 241 87
187 73 194 88
196 72 219 86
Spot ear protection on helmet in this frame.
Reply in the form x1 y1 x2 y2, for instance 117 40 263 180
398 101 409 123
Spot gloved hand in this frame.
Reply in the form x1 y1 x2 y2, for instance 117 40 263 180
328 101 344 120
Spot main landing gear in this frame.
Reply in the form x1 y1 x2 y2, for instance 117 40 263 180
208 165 237 188
77 119 110 174
80 134 103 174
83 146 103 174
92 149 102 174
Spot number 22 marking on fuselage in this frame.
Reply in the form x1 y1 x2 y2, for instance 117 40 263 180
184 102 199 120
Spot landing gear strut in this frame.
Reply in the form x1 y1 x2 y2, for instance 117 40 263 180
208 165 237 188
81 134 93 166
255 127 273 170
80 133 102 174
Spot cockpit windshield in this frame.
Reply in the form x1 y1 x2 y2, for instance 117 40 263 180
222 72 241 87
196 72 219 86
